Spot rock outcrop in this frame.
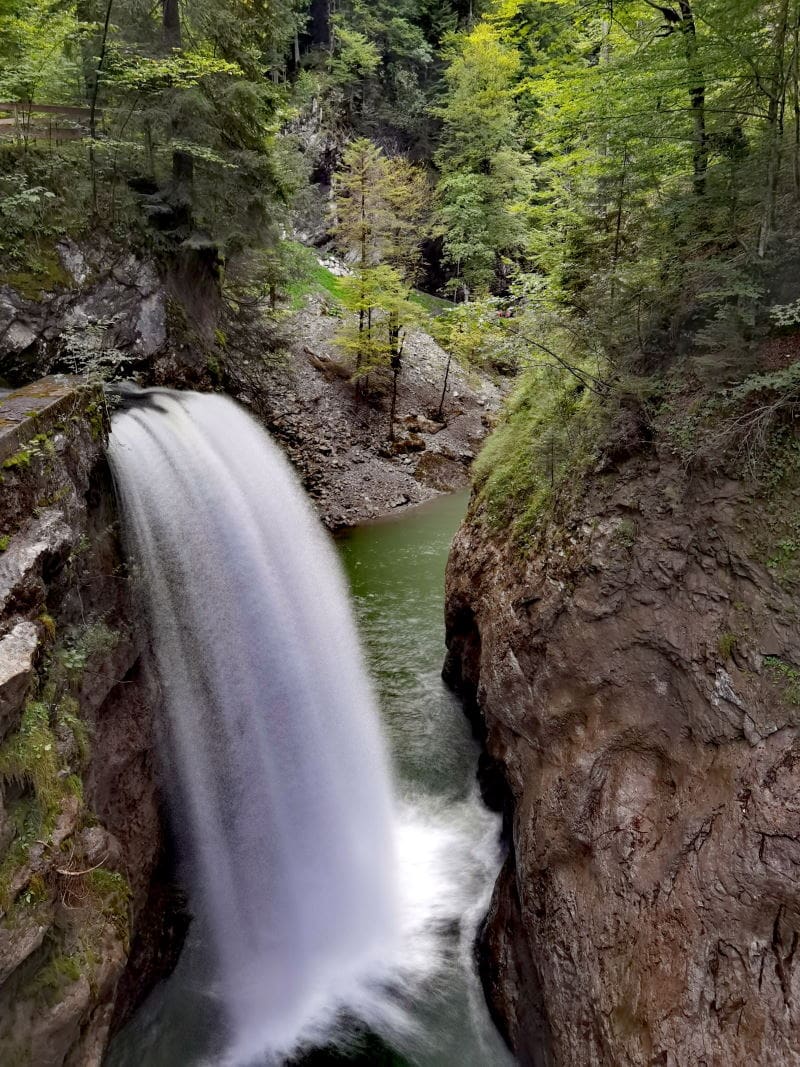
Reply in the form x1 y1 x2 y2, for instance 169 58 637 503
0 237 224 391
0 242 167 386
445 445 800 1065
0 378 182 1065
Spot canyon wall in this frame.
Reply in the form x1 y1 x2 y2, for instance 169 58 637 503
445 443 800 1066
0 378 183 1065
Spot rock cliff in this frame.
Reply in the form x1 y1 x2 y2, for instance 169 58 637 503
0 378 183 1065
445 441 800 1065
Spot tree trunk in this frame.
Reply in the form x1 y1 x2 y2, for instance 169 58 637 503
793 16 800 198
437 351 453 420
388 313 403 441
163 0 181 49
88 0 114 213
758 0 791 258
609 147 628 312
677 1 708 197
76 1 101 105
163 0 194 204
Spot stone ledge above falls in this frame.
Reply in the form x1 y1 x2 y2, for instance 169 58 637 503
0 375 106 551
0 374 101 467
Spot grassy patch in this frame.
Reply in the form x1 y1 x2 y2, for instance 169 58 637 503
0 797 43 911
764 657 800 705
1 450 32 471
0 703 61 822
286 258 348 309
85 868 131 942
57 695 91 766
1 434 56 473
0 247 71 301
473 367 604 540
718 632 737 659
746 433 800 585
614 518 637 548
409 290 454 317
57 621 119 678
26 949 84 1004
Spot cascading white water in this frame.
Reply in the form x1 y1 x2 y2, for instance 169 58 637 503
108 388 399 1065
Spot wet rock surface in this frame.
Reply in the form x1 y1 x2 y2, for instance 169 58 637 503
445 448 800 1066
0 242 167 386
0 379 180 1065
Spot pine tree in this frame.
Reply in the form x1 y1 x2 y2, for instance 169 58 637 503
433 20 531 297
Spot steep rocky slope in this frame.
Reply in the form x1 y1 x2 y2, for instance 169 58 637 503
445 439 800 1065
0 379 184 1065
210 293 502 528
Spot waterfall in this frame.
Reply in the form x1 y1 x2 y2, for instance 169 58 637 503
108 388 399 1065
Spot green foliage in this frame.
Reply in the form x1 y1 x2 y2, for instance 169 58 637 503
718 632 737 659
409 290 454 316
106 48 242 94
0 703 61 824
434 20 531 295
314 0 473 145
771 302 800 329
26 950 84 1004
614 519 637 549
473 364 603 537
764 657 800 706
1 449 32 470
57 695 91 767
0 797 43 911
335 265 422 378
328 22 382 87
332 138 430 280
0 0 307 266
57 621 119 678
85 867 131 938
675 363 800 473
432 297 515 374
251 242 349 309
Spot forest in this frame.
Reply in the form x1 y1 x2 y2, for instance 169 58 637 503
2 1 799 524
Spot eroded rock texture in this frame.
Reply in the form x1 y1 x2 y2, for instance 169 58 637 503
445 449 800 1066
0 378 180 1065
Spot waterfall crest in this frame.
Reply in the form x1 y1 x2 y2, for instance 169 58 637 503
108 388 398 1065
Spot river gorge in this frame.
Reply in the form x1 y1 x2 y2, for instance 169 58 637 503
104 390 510 1066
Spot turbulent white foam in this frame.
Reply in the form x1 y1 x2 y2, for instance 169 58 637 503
276 787 505 1063
109 389 399 1065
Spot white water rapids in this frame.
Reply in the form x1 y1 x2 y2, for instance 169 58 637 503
107 388 508 1066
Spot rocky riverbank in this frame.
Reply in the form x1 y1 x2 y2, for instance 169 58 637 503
1 240 503 531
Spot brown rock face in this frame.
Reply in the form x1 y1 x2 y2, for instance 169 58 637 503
445 450 800 1066
0 378 184 1065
